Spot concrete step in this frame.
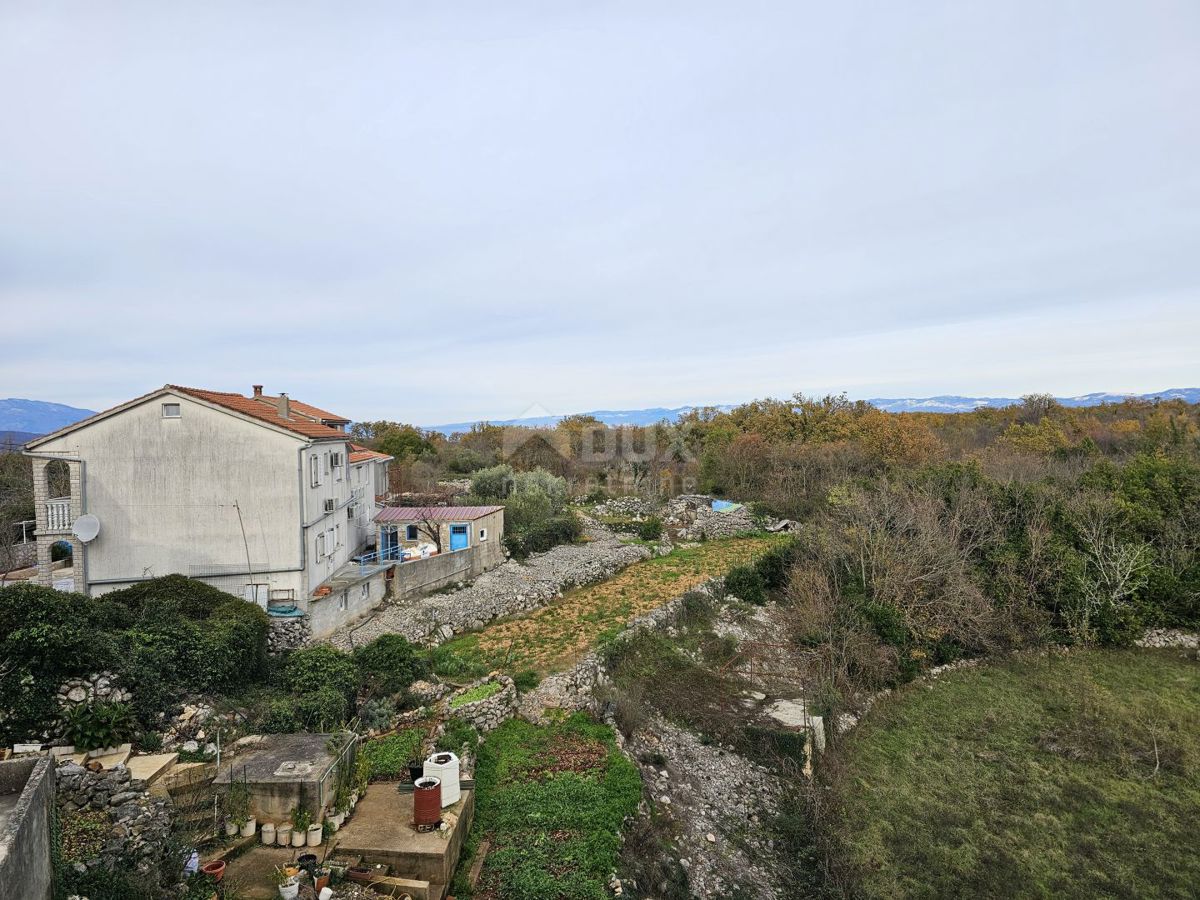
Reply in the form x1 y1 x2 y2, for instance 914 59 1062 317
127 752 179 789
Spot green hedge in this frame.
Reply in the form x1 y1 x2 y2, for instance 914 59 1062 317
0 575 268 743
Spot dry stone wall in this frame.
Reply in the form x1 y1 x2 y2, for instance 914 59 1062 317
445 675 518 733
268 615 311 653
55 761 173 877
57 672 133 708
327 520 650 650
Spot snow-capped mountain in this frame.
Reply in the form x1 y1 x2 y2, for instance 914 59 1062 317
425 389 1200 433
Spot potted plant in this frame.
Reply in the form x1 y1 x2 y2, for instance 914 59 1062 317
313 865 331 891
290 806 312 848
273 866 300 900
224 780 256 837
407 759 423 783
306 821 324 847
199 859 226 882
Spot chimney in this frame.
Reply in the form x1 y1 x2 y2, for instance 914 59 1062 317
276 392 290 419
252 384 264 398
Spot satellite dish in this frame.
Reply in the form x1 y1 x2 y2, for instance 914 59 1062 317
72 514 100 543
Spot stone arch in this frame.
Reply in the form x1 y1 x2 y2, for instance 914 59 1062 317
44 458 70 499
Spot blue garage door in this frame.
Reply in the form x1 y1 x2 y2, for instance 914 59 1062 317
450 524 469 551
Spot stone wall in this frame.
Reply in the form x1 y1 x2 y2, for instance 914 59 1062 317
57 672 134 708
268 615 312 653
445 675 517 733
0 756 55 900
518 579 724 723
329 523 650 650
55 761 173 877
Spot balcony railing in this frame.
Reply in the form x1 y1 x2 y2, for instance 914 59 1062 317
45 498 71 532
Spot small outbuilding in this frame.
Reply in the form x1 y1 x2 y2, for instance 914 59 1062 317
213 732 358 825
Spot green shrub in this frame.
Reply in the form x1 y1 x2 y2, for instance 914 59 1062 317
513 670 541 692
354 634 428 695
357 697 396 732
505 513 582 559
361 729 423 779
281 645 360 701
437 718 480 753
754 540 798 590
61 702 135 752
724 564 767 605
637 517 664 541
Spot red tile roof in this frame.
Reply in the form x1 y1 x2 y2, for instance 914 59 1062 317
349 443 392 464
254 395 350 424
169 386 348 441
375 505 503 523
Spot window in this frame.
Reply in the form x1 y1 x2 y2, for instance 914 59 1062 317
310 455 320 488
316 532 325 561
332 451 343 481
162 403 181 418
406 524 419 541
335 523 342 548
323 453 330 475
479 527 488 541
338 591 348 611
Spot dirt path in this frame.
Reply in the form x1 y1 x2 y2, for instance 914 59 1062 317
444 535 785 675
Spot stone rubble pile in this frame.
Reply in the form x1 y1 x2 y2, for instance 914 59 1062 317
268 615 311 653
664 495 759 541
159 701 244 754
55 760 173 876
326 518 650 650
625 716 784 900
591 496 659 518
444 674 518 733
57 672 133 708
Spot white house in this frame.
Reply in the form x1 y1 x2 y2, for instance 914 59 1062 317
23 385 392 629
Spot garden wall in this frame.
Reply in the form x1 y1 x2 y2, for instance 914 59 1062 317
0 756 55 900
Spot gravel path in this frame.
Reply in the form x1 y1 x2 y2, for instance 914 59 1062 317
324 516 651 650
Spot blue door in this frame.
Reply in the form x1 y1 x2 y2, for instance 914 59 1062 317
449 524 469 551
381 526 399 561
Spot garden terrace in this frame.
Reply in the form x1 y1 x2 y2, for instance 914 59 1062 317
453 713 640 900
436 534 787 676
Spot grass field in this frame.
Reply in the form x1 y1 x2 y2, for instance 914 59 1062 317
453 713 641 900
826 649 1200 899
437 534 785 675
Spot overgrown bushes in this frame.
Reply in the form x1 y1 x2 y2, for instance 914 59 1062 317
468 464 582 559
0 575 268 743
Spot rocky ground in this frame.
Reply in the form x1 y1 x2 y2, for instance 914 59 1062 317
623 716 785 900
324 516 650 650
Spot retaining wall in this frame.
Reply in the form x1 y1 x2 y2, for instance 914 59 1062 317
0 756 55 900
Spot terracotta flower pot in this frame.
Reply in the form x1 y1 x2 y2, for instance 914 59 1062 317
200 860 226 882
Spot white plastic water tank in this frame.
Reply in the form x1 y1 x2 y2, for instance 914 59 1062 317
423 751 461 807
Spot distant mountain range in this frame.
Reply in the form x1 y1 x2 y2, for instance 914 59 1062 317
427 388 1200 433
2 390 1197 444
0 398 96 437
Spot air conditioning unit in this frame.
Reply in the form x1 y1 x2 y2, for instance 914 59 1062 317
324 499 336 513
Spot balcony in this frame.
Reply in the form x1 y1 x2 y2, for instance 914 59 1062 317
44 498 71 533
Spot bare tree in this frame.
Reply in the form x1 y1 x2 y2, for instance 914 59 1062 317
1067 494 1152 643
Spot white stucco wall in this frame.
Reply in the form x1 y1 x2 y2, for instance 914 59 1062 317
32 391 310 596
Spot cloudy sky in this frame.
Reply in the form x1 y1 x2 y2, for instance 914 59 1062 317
1 1 1198 425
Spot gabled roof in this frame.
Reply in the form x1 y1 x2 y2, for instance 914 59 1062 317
169 386 349 440
375 505 504 523
255 395 350 425
349 443 392 464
